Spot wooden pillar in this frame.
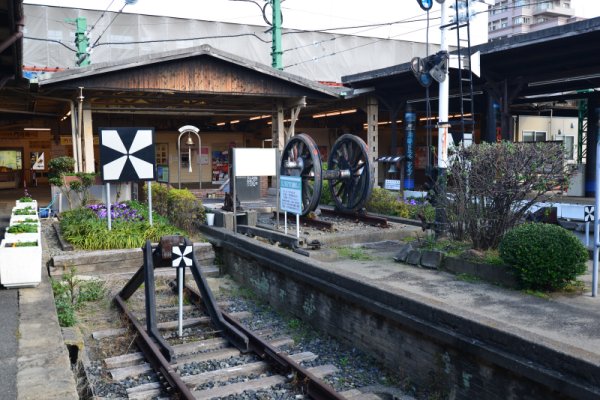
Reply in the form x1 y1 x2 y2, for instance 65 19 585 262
82 101 95 173
366 95 379 187
272 102 285 151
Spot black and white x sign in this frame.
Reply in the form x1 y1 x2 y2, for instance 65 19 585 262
172 245 193 268
585 206 594 222
99 127 156 182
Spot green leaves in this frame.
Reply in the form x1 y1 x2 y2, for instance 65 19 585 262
60 204 180 250
499 223 588 291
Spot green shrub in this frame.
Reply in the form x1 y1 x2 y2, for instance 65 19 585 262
499 223 588 291
319 163 334 206
13 207 36 215
366 187 409 217
142 184 205 232
51 267 106 327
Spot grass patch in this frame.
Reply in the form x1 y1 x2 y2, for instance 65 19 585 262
523 289 550 299
336 247 373 261
456 273 481 283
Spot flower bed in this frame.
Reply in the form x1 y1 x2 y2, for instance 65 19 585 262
5 222 41 243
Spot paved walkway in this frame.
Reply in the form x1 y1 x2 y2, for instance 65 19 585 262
0 186 77 400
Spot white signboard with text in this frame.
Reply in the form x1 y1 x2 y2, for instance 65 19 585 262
280 175 302 215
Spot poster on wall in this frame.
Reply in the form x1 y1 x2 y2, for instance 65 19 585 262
211 145 229 184
199 146 209 165
30 152 45 170
157 165 169 183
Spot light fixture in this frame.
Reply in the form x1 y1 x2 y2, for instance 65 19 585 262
23 127 51 131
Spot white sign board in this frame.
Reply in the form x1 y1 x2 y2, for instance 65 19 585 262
384 179 401 191
233 148 277 177
280 175 302 214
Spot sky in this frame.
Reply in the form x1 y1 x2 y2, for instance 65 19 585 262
22 0 600 45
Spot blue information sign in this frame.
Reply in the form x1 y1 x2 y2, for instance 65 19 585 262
280 175 302 214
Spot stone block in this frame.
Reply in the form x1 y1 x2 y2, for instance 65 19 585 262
405 249 421 265
393 243 413 263
215 211 234 230
420 250 443 269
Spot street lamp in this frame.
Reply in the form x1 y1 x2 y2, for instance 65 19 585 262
177 125 202 190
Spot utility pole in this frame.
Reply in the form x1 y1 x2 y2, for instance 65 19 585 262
69 17 90 66
435 0 450 236
271 0 283 69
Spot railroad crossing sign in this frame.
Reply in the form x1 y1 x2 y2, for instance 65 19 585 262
171 245 193 268
99 127 156 182
585 206 595 222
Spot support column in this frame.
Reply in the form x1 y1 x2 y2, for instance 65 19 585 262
585 96 600 196
82 102 95 173
366 95 379 187
483 90 499 143
272 103 285 151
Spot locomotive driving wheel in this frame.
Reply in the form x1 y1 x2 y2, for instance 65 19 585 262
280 133 323 216
326 134 373 213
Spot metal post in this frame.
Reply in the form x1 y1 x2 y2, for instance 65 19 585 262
178 266 184 337
586 221 590 248
148 180 153 226
296 213 299 239
106 182 112 231
276 150 280 230
232 148 237 234
435 0 450 237
284 211 288 235
593 141 599 297
271 0 282 69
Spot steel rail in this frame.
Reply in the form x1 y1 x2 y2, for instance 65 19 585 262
183 284 346 400
114 294 196 400
319 207 388 228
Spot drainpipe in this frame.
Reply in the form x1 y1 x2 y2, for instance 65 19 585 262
77 87 84 172
0 18 24 54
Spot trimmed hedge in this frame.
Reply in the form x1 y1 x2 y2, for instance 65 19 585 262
499 223 588 291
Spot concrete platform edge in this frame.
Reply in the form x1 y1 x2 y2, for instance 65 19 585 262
208 227 600 400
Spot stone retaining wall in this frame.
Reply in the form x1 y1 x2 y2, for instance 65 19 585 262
207 228 599 400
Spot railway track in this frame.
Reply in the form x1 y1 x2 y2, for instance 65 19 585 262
87 236 389 399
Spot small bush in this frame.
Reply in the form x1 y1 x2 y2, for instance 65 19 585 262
366 187 409 217
142 184 205 232
51 267 106 327
499 223 588 291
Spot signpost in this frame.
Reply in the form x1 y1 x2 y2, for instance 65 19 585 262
172 244 193 337
99 127 156 229
280 175 302 238
585 205 594 247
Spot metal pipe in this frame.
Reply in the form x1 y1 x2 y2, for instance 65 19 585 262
77 87 84 173
0 18 24 54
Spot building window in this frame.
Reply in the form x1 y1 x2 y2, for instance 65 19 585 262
513 16 531 25
156 143 168 165
523 131 546 142
501 18 508 28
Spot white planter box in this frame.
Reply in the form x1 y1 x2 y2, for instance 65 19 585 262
4 231 41 243
10 214 39 225
15 200 38 210
0 239 42 288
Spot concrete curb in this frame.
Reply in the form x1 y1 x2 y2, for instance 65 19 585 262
17 233 78 400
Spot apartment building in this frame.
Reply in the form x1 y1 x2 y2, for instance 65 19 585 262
488 0 580 40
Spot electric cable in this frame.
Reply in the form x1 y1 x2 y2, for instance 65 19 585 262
94 31 271 47
88 0 116 35
90 2 128 49
24 36 77 52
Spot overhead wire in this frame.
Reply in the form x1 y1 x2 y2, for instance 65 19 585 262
24 36 77 52
88 0 116 36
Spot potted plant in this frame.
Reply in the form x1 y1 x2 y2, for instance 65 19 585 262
5 222 41 243
15 188 37 210
10 206 39 224
0 240 42 288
